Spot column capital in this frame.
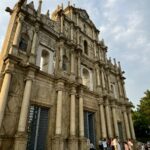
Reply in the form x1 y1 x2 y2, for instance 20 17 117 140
98 98 104 105
18 13 25 22
4 61 15 74
56 80 64 91
70 86 76 95
35 23 40 33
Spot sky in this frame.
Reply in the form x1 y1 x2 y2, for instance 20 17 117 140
0 0 150 107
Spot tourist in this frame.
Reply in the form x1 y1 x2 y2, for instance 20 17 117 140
124 141 129 150
127 139 133 150
102 138 107 150
99 139 103 150
89 142 95 150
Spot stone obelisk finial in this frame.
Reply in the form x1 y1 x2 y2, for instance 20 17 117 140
37 0 42 17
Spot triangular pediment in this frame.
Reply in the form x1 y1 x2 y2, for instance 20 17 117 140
75 8 97 29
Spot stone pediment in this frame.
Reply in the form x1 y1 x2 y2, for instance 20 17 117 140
76 8 96 28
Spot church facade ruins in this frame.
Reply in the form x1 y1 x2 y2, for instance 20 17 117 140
0 0 135 149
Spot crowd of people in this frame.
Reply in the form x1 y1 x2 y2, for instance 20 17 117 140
88 137 134 150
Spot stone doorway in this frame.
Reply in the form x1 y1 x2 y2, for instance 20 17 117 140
84 111 96 146
26 105 49 150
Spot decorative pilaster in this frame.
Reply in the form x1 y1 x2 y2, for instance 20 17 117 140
76 14 79 26
70 86 76 136
128 110 136 139
106 71 111 93
59 42 64 70
68 86 78 150
14 70 34 150
29 24 39 64
55 81 64 135
71 23 73 41
112 105 119 137
79 93 84 137
105 99 113 138
76 29 79 45
94 41 97 57
123 109 131 139
10 14 24 55
60 15 64 33
101 68 106 90
77 50 82 83
99 99 107 138
70 49 75 80
0 61 13 129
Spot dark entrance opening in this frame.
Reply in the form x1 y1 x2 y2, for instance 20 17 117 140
27 105 49 150
84 111 96 146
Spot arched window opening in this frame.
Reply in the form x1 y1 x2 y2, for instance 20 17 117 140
62 55 68 71
111 84 114 93
84 40 88 55
19 33 29 52
40 50 49 73
82 68 90 88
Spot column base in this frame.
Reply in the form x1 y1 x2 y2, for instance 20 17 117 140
68 136 78 150
97 85 102 93
14 132 27 150
77 77 82 84
70 73 76 81
9 45 18 56
79 137 88 150
51 135 64 150
29 53 36 64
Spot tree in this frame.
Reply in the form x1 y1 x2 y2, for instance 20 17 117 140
132 90 150 142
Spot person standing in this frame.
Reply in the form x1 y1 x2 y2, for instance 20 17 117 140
102 138 107 150
124 141 129 150
128 139 133 150
99 139 103 150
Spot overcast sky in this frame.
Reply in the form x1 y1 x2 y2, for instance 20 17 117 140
0 0 150 107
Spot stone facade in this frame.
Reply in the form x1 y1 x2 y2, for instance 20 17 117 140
0 0 135 150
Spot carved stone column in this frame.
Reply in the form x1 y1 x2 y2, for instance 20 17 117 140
76 29 79 45
29 24 39 64
70 49 75 80
78 90 87 150
99 99 107 138
101 68 106 90
14 70 34 150
70 86 76 136
55 81 64 135
94 41 97 57
96 64 101 93
79 94 84 137
70 23 73 41
52 81 64 150
60 15 64 33
68 86 78 150
59 42 64 70
106 71 111 93
123 110 131 139
105 99 113 138
0 61 13 129
76 14 79 26
77 50 82 83
10 14 24 55
112 105 119 137
128 110 136 139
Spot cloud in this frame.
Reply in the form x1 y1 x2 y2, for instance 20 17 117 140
0 0 150 107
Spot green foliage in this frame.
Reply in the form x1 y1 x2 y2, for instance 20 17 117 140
132 90 150 142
